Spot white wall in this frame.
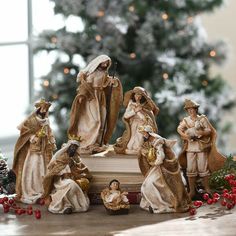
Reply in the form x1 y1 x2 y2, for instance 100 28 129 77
201 0 236 153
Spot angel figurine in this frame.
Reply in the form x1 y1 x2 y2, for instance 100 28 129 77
43 139 92 214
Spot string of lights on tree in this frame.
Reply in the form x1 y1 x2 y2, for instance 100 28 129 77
35 0 234 146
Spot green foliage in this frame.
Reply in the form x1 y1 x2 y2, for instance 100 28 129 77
209 155 236 191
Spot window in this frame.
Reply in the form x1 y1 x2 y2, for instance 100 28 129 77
0 0 31 138
0 0 59 139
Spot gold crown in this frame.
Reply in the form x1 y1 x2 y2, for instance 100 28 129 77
35 98 52 109
68 134 83 142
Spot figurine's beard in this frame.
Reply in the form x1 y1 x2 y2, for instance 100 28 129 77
68 150 76 157
143 136 149 142
37 111 46 119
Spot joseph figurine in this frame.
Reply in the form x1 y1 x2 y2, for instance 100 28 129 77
68 55 123 154
13 99 56 203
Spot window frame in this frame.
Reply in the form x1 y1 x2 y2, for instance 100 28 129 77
0 0 33 151
0 0 34 103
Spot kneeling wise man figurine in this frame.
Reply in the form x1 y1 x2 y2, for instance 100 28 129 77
43 139 92 214
138 125 190 214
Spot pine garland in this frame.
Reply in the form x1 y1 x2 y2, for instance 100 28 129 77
209 155 236 191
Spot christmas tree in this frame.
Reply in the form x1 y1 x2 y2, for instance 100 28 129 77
34 0 235 146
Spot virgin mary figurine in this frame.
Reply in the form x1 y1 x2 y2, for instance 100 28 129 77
114 87 159 155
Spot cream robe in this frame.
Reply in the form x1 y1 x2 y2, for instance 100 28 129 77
140 138 176 213
124 101 150 154
21 152 46 204
20 117 49 204
48 164 90 214
77 70 107 150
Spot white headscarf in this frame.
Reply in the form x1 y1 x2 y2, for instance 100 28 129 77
49 139 80 165
77 54 111 82
138 125 177 148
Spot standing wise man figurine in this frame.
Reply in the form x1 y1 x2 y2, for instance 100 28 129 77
177 99 226 199
13 99 56 203
68 55 123 154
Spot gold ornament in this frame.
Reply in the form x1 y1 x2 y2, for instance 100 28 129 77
148 147 156 164
76 178 90 192
68 134 83 142
37 126 47 138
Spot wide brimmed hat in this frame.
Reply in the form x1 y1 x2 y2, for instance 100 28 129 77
184 99 200 110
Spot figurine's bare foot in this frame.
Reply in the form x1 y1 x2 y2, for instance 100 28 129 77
91 146 107 154
149 206 154 214
63 207 73 214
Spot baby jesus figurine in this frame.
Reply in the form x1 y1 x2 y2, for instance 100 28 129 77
101 179 130 215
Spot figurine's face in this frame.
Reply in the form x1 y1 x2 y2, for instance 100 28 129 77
37 105 49 118
67 144 78 157
187 108 197 116
134 93 142 102
139 130 150 141
110 181 119 190
98 60 109 70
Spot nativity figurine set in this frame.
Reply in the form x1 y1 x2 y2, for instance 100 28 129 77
10 54 226 215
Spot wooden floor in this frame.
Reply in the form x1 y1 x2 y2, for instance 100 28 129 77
0 203 235 236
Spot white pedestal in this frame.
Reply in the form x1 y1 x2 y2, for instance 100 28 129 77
81 147 144 194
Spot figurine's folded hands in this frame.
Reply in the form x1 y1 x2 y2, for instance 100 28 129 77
30 135 39 144
62 173 72 179
134 106 143 113
108 77 119 87
78 96 85 104
195 129 211 137
180 133 190 141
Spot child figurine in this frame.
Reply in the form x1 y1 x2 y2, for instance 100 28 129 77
101 179 130 215
43 139 92 214
177 99 226 199
13 99 56 203
114 86 159 155
138 125 190 214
